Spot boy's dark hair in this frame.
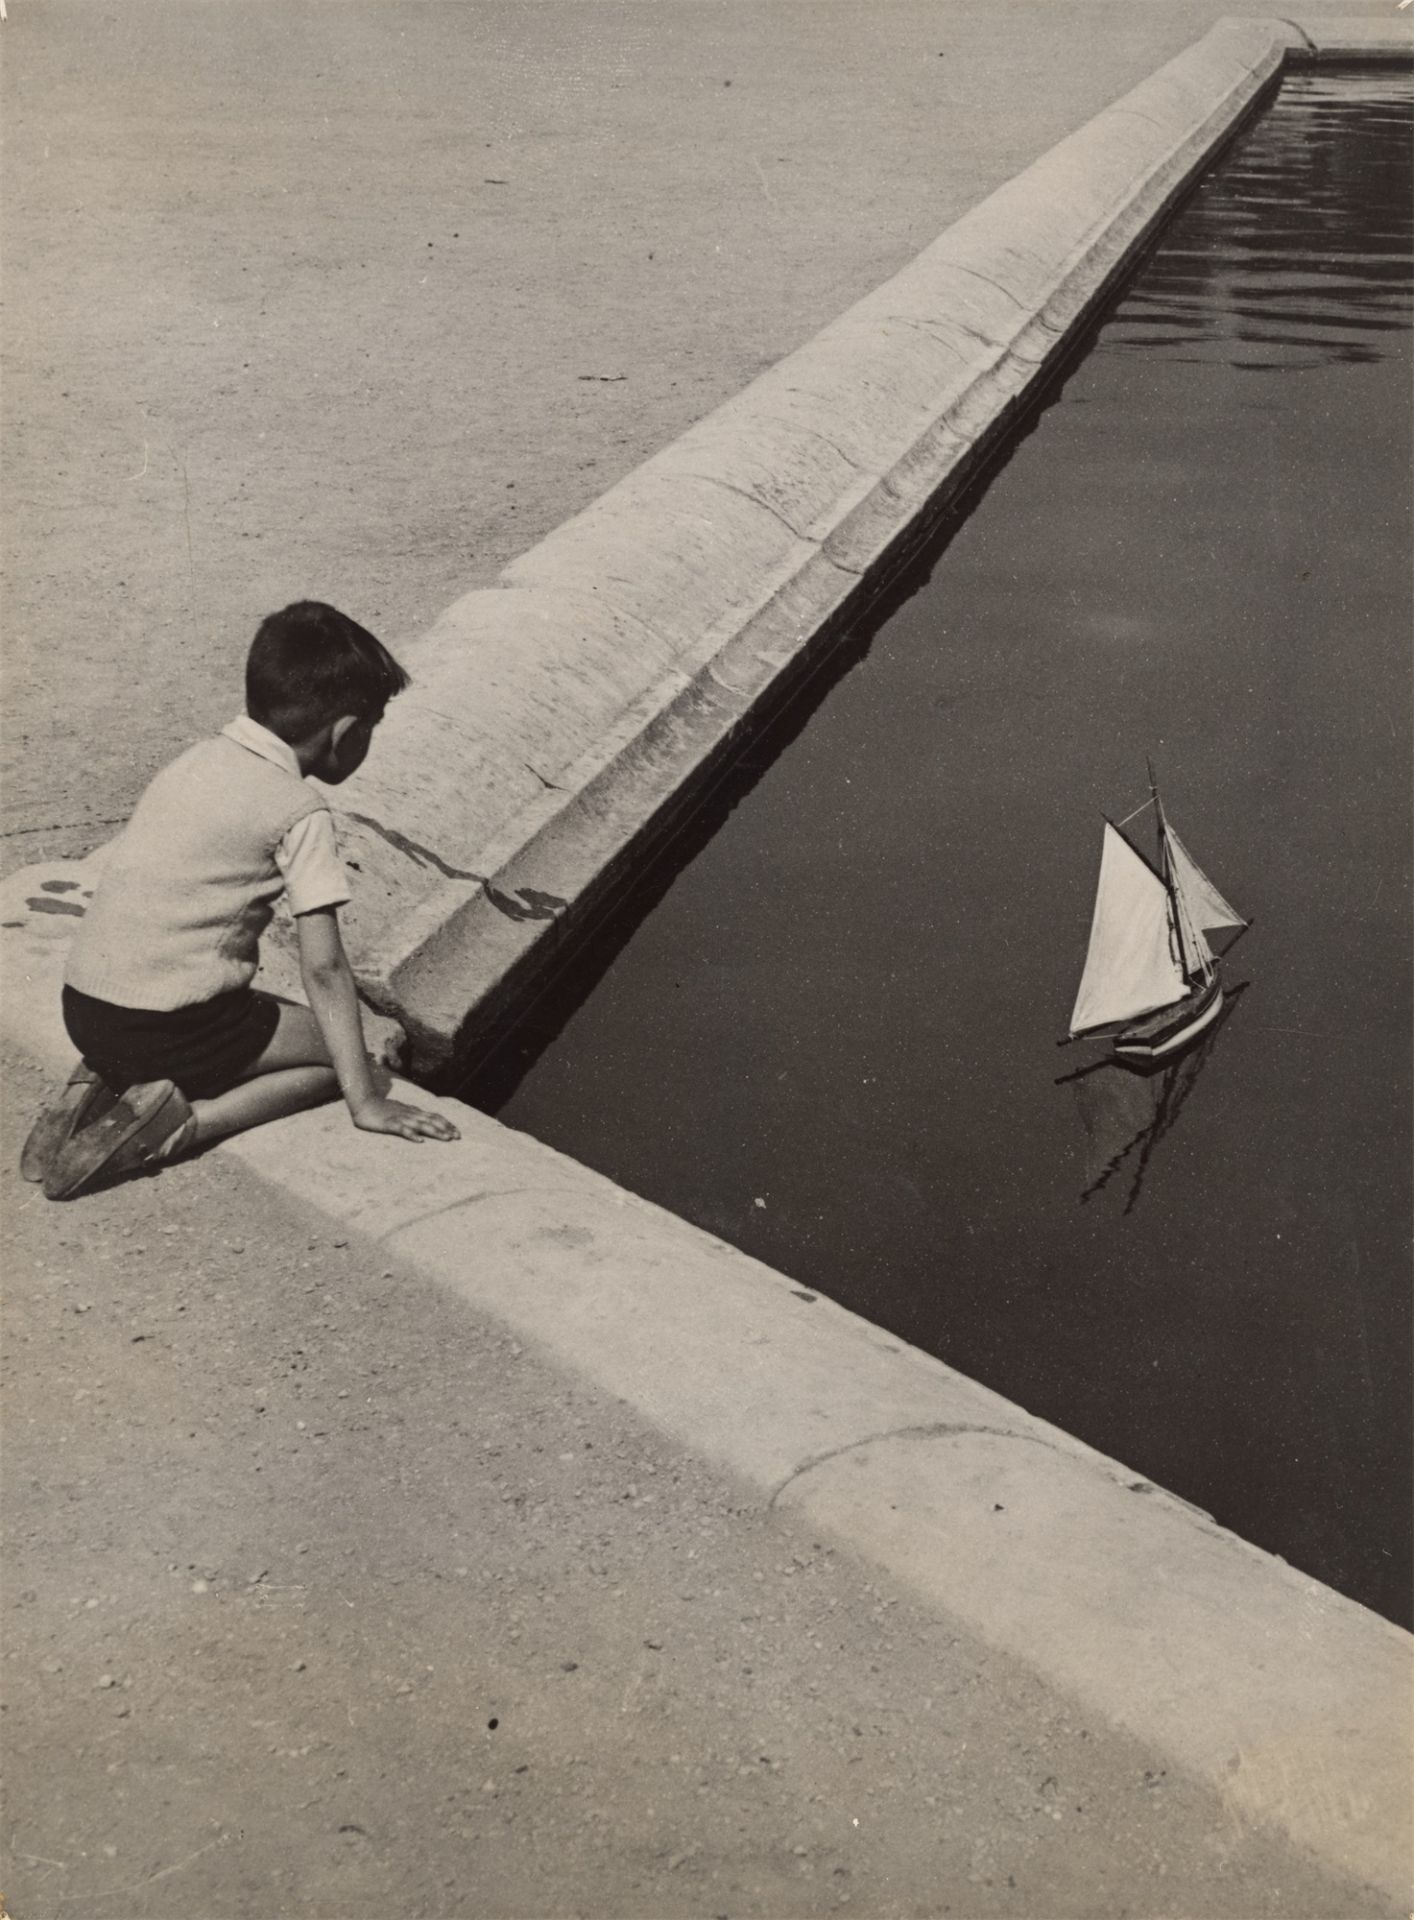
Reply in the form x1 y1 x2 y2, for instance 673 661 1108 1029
246 601 410 742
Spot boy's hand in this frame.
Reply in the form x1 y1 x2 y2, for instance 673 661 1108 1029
296 910 457 1143
351 1095 460 1143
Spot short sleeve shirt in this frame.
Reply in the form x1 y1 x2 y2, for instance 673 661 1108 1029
221 715 351 916
274 808 351 916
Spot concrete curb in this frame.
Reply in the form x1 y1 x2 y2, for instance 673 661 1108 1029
316 13 1405 1067
3 865 1411 1904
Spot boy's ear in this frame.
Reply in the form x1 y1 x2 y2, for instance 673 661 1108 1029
329 714 361 751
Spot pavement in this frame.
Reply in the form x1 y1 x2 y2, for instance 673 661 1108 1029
3 5 1411 1917
4 1056 1404 1920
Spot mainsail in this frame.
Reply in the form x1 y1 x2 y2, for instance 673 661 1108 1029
1069 823 1187 1036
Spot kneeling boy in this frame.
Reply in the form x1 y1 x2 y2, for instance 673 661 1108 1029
28 600 458 1199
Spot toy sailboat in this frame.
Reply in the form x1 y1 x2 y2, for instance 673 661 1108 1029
1066 769 1249 1064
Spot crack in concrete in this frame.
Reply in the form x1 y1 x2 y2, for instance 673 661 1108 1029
1109 104 1169 134
679 469 813 544
770 1421 1233 1539
942 261 1031 313
767 1419 1056 1508
378 1186 542 1239
704 661 757 698
782 420 866 475
886 310 1003 357
57 1829 232 1905
381 1182 596 1241
775 386 889 484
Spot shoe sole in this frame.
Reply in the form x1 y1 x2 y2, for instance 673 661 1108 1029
43 1083 183 1202
20 1069 107 1183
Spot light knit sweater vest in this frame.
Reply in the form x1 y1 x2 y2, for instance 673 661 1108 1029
66 735 325 1010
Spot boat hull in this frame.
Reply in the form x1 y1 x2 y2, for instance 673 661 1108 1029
1114 976 1223 1063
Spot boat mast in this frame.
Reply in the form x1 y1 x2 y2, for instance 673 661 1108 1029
1148 758 1212 987
1145 756 1163 856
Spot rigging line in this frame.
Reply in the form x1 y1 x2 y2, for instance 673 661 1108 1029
1115 795 1156 829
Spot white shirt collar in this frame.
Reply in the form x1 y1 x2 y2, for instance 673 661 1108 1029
221 714 304 779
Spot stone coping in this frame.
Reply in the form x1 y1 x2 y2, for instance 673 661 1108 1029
305 13 1408 1067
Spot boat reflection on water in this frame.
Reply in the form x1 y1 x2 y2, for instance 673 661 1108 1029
1058 984 1250 1213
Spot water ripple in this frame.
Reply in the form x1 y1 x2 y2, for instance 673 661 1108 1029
1102 73 1412 369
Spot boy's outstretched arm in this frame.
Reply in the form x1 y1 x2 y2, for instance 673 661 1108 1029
296 907 459 1143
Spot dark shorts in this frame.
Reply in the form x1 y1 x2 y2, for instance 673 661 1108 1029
62 984 282 1101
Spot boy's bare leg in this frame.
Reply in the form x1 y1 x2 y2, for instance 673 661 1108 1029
245 999 334 1072
169 991 443 1158
174 1000 389 1152
241 997 393 1090
187 1065 339 1149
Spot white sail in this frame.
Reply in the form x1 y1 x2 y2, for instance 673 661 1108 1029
1069 824 1187 1036
1164 824 1245 932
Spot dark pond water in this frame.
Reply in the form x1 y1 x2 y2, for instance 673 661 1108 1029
468 75 1414 1627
